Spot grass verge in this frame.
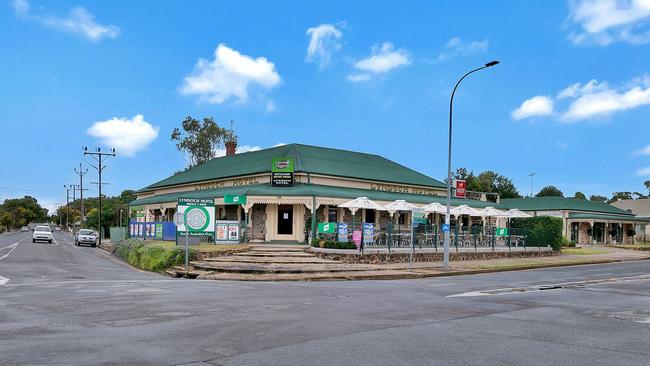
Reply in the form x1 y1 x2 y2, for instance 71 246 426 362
561 248 608 255
141 240 242 252
470 258 611 271
609 244 650 251
113 239 197 273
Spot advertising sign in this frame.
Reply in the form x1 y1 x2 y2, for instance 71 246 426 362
318 222 336 234
352 230 362 248
228 225 240 241
337 222 348 242
177 197 216 237
224 194 247 205
271 157 294 186
495 227 509 236
441 224 450 232
155 223 163 239
363 223 374 244
216 224 228 241
455 180 467 198
215 220 240 243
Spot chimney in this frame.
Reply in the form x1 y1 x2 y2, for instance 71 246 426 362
225 140 236 156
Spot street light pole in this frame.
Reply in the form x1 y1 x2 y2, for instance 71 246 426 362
84 147 116 248
444 60 499 270
528 172 536 197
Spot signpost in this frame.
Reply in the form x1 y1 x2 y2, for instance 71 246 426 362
271 158 294 186
176 198 216 272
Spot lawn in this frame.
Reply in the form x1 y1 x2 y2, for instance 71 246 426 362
609 244 650 251
561 248 608 255
142 240 243 252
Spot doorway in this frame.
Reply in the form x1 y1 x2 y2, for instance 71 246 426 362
277 205 293 235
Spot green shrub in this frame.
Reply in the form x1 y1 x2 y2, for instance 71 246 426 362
511 216 563 251
112 239 196 273
561 236 575 248
318 240 356 250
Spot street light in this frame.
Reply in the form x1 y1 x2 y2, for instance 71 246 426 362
443 60 499 270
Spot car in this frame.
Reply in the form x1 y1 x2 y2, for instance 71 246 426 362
54 227 61 231
75 229 97 247
32 225 53 243
20 226 29 232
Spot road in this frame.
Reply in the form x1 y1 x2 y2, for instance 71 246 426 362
1 230 649 366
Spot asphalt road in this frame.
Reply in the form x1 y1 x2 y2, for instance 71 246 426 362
1 230 649 366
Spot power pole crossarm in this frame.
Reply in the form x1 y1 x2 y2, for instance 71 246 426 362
83 147 116 248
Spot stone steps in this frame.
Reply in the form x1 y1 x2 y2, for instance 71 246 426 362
248 246 307 253
240 251 315 257
190 261 382 274
202 255 337 264
196 270 424 281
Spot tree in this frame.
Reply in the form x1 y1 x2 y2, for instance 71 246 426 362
119 190 136 204
608 192 633 203
590 195 607 202
451 167 521 199
645 180 650 195
536 185 564 197
574 192 586 200
494 175 522 199
0 212 14 229
171 116 229 168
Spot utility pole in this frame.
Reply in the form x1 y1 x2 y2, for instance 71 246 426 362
74 164 88 229
63 185 71 230
84 147 116 248
528 172 536 197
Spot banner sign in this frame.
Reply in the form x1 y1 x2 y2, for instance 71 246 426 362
337 222 348 242
352 230 362 248
412 208 427 226
495 227 509 236
177 197 215 237
363 223 374 244
318 222 336 234
215 220 240 243
271 157 294 186
224 194 247 205
455 180 467 198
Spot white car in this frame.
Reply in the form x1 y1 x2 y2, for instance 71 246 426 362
75 229 97 247
33 225 53 243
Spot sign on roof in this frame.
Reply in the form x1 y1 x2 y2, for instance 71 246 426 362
224 194 247 205
176 197 215 237
271 157 294 187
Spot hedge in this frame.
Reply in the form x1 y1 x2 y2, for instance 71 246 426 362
510 216 563 251
312 240 357 250
113 239 197 273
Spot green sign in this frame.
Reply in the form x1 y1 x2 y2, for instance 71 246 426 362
177 198 215 237
412 211 427 226
317 222 336 234
155 223 163 239
495 227 509 236
224 194 247 205
271 157 294 186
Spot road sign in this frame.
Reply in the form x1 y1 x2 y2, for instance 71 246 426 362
177 198 215 237
173 212 184 226
224 194 247 205
441 224 450 232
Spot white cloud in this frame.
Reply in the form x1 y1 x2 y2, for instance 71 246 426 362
353 42 410 73
305 23 344 69
567 0 650 45
10 0 120 41
434 37 489 63
635 144 650 155
346 74 371 82
513 75 650 122
87 114 159 157
562 78 650 121
180 43 281 105
511 96 555 120
637 166 650 176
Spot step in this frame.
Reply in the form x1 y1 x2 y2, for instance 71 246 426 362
171 266 211 279
196 270 424 281
241 251 315 257
202 255 337 264
191 261 383 274
248 247 306 253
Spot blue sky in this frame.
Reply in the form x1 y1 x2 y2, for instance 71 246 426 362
1 0 650 211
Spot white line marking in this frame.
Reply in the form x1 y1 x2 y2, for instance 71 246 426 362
0 236 29 261
0 276 9 285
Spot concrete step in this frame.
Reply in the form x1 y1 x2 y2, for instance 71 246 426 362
196 270 424 281
191 261 382 274
248 246 306 253
202 255 337 264
242 251 315 257
170 266 211 279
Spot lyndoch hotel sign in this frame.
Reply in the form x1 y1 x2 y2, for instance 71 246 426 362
369 183 440 197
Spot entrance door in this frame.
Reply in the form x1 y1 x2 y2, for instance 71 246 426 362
277 205 293 235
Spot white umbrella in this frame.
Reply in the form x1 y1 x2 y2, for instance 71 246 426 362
384 200 418 214
420 202 448 214
478 206 508 217
338 197 386 249
504 208 533 218
450 205 481 217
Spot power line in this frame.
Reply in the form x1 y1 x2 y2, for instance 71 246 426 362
84 147 116 248
74 163 89 229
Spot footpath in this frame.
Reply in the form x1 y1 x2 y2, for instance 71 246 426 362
166 244 650 281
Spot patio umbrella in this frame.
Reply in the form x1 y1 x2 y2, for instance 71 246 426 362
450 205 481 235
503 209 533 247
384 200 419 248
339 197 386 248
420 202 449 236
477 207 508 248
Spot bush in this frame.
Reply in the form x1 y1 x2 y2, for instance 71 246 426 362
113 239 197 273
626 229 636 237
316 240 357 250
511 216 563 251
561 236 576 248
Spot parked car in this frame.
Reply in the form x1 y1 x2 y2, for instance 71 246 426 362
33 225 53 243
75 229 97 247
21 226 29 232
54 227 61 231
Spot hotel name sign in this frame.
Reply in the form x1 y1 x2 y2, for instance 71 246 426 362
194 177 262 191
370 183 440 196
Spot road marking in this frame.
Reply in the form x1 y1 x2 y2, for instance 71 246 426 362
0 276 9 285
0 236 29 261
447 274 650 297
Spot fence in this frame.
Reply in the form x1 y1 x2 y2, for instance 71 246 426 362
315 222 539 252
